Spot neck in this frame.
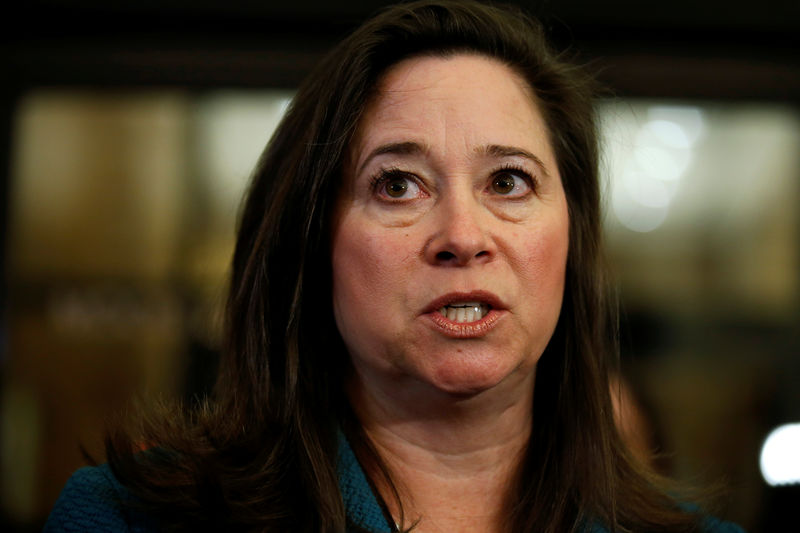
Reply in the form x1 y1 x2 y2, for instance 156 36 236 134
347 371 534 533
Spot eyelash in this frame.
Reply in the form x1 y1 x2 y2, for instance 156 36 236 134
490 163 538 193
367 164 538 198
368 166 409 191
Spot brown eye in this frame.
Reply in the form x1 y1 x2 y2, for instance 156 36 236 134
373 170 423 201
385 177 409 197
492 174 516 194
489 169 532 197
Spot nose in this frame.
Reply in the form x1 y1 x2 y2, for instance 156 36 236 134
424 193 496 266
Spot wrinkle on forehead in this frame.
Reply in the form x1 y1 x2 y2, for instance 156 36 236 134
348 54 555 177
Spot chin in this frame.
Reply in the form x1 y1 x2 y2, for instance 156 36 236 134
415 338 538 394
424 359 523 398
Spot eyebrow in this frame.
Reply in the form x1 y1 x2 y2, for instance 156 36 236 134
357 141 427 175
356 141 549 177
479 144 550 177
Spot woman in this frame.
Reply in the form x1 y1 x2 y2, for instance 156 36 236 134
46 1 744 532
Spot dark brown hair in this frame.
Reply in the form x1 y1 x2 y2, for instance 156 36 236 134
107 1 703 531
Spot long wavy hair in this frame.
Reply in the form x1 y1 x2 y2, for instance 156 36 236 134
108 1 702 531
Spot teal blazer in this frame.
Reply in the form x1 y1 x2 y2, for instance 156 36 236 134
44 435 744 532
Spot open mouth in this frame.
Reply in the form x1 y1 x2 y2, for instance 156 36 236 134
437 302 490 323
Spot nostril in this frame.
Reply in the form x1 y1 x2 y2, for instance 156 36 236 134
436 251 456 262
475 250 489 258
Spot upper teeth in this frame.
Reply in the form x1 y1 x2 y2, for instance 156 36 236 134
438 302 489 323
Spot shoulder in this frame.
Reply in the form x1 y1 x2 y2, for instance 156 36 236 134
701 514 747 533
583 513 746 533
44 464 158 532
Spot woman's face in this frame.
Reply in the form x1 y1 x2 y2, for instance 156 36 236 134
332 54 569 398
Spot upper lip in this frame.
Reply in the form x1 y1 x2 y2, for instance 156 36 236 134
423 290 506 314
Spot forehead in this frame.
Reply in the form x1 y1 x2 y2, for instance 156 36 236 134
350 54 554 166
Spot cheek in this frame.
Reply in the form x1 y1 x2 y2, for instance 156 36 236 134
516 212 570 302
331 215 416 339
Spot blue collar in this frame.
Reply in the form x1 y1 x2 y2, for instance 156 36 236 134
337 432 394 532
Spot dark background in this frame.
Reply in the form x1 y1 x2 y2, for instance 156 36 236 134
3 0 799 95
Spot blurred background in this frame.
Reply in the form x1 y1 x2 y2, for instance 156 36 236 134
1 0 798 531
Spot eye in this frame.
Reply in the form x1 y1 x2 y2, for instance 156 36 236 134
490 168 534 197
372 169 423 200
385 176 410 197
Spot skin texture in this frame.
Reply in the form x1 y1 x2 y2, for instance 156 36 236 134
331 55 570 531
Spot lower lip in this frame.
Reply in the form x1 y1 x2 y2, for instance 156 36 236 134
425 308 504 338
